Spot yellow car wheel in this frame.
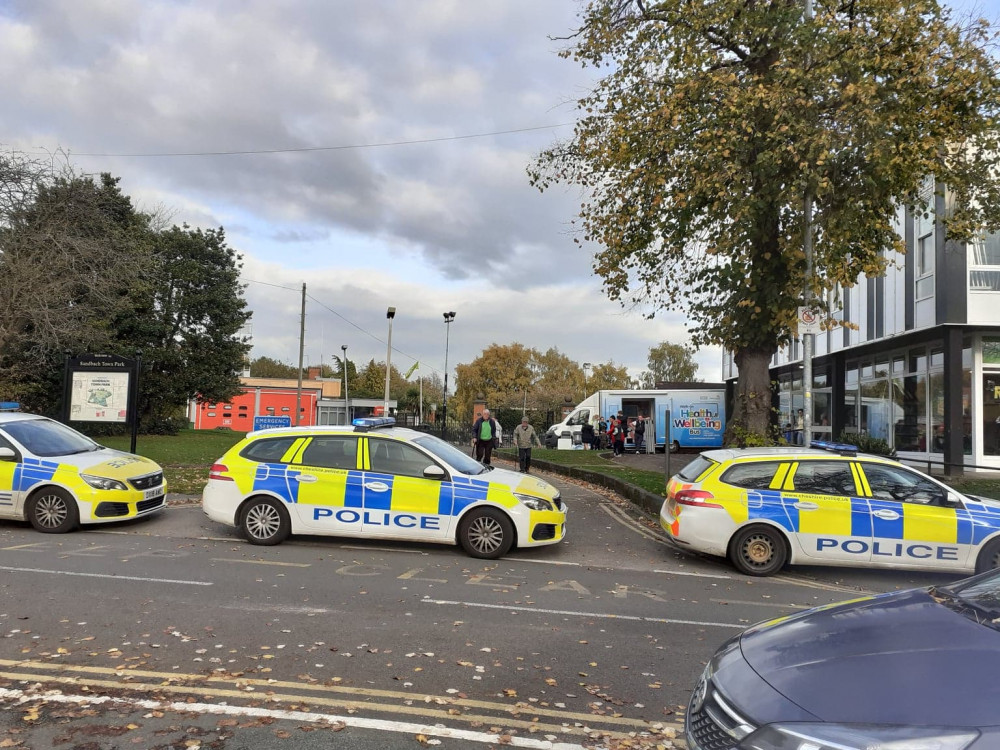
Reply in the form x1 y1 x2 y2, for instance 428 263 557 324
27 487 79 534
729 525 788 577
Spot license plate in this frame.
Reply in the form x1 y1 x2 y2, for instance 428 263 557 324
144 486 165 500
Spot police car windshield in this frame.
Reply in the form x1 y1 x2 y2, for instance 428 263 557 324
1 419 99 457
412 436 488 475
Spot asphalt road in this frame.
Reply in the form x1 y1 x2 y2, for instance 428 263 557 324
0 461 964 749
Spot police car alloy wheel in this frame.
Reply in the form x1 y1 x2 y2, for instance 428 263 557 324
241 497 291 546
729 524 788 577
976 537 1000 574
27 487 79 533
459 508 514 559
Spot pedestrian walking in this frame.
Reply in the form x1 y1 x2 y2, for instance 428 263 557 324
471 409 500 465
513 416 542 473
633 414 646 454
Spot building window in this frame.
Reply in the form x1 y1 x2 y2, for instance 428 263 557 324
970 233 1000 292
916 233 934 299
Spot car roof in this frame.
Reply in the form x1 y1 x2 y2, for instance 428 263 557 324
246 425 427 440
699 446 899 465
0 413 50 425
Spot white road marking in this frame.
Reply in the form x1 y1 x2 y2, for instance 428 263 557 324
210 557 310 567
340 544 431 554
653 568 732 579
0 687 590 749
0 565 211 586
505 557 581 566
421 597 742 628
598 503 669 545
710 598 807 610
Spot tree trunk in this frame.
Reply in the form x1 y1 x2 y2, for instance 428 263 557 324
725 346 777 446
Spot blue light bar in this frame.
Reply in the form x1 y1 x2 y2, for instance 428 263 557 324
352 417 396 431
811 440 858 455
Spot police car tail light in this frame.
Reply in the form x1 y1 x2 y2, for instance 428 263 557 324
674 489 722 508
209 463 234 482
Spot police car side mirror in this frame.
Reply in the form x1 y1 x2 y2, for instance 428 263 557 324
944 492 964 507
0 447 13 461
423 465 446 480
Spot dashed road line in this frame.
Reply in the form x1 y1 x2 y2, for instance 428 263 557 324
0 565 211 586
420 596 743 628
210 557 310 567
653 569 732 580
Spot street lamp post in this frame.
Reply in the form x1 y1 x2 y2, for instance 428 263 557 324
582 362 592 399
441 311 456 439
384 308 396 418
341 345 349 425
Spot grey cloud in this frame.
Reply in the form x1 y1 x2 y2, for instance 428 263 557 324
1 0 591 290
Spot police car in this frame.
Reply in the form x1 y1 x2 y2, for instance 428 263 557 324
660 441 1000 576
202 418 567 559
0 413 166 532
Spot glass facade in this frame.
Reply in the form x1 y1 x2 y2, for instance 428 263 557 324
843 342 971 455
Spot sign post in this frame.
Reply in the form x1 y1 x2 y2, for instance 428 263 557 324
62 353 141 452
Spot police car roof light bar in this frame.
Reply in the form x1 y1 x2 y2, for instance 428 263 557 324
353 416 396 432
810 439 858 456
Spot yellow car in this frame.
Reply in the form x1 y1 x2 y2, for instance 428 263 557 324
0 413 166 532
202 418 567 559
661 442 1000 576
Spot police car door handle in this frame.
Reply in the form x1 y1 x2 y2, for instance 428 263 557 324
364 481 390 492
294 474 318 483
793 501 819 511
873 509 901 520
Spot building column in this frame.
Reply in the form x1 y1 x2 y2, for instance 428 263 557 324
944 327 964 477
831 352 846 440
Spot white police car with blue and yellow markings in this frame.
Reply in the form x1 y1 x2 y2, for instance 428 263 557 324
202 418 567 559
0 413 166 532
660 442 1000 576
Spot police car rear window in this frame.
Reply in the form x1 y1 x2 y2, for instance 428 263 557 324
242 437 297 463
678 456 716 482
721 462 783 491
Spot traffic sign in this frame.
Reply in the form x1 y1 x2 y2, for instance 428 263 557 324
253 416 292 431
797 307 821 335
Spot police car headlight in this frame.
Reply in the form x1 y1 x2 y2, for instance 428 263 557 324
740 723 978 750
80 474 128 491
514 493 552 511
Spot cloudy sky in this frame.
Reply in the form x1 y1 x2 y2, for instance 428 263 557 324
1 0 996 390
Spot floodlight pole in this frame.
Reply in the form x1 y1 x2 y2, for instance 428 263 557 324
441 312 456 439
384 308 396 418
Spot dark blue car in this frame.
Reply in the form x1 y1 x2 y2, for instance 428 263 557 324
687 568 1000 749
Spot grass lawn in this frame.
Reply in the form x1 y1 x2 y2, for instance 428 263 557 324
498 448 669 496
102 429 245 495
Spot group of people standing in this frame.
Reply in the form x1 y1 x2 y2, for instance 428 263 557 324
580 413 646 455
471 409 648 473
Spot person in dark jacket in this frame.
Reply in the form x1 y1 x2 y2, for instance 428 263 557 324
633 415 646 453
471 409 500 465
581 420 595 450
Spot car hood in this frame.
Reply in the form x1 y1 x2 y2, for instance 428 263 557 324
482 467 560 501
49 447 161 479
739 589 1000 727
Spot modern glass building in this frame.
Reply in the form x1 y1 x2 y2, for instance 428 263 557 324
723 181 1000 473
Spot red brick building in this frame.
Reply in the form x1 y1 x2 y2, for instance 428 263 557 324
189 372 341 430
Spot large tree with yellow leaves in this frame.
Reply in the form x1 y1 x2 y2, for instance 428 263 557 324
532 0 1000 441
